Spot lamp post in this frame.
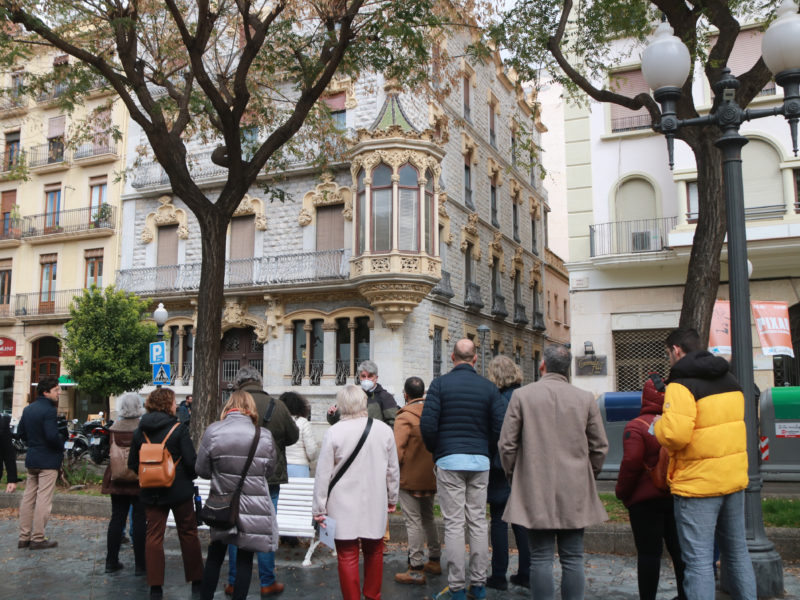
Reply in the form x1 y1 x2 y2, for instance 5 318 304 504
477 324 490 377
641 3 800 595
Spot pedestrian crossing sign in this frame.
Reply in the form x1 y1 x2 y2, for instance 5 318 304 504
152 363 171 385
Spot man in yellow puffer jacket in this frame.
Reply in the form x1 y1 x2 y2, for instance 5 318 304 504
654 328 756 600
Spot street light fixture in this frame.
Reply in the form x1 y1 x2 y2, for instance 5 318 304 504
477 324 490 377
153 302 169 342
641 3 800 595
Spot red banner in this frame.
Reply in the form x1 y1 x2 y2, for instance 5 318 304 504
0 337 16 357
751 301 794 357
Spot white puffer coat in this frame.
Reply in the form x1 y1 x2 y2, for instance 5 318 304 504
196 411 278 553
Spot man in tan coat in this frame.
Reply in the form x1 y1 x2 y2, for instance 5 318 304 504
393 376 441 585
498 344 608 600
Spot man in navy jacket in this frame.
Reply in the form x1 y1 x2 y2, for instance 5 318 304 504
18 376 64 549
420 338 505 600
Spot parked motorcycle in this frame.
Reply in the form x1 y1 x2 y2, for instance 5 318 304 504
9 418 26 457
64 419 90 460
88 421 112 464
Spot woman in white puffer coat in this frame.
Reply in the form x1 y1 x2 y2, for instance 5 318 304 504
196 390 277 600
281 391 319 478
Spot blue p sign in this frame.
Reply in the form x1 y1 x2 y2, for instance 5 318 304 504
150 341 166 365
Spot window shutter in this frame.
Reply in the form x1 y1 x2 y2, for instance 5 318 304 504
84 248 104 258
315 205 344 251
229 216 255 259
39 253 58 264
156 225 179 265
1 190 15 213
48 116 66 139
324 93 346 111
609 69 649 129
0 259 11 269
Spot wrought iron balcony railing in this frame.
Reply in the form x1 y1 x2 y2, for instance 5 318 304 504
431 270 455 298
116 249 350 295
22 205 116 237
309 359 324 386
169 361 193 386
464 282 484 310
590 217 677 257
335 359 350 386
15 288 82 317
74 140 118 160
0 218 22 241
513 302 529 325
491 294 508 319
610 113 652 133
0 300 13 318
1 149 23 172
533 310 546 331
27 142 68 168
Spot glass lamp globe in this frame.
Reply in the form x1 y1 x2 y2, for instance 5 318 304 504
641 21 692 90
153 302 169 327
762 0 800 75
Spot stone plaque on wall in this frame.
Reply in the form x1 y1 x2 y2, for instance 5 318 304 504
575 356 607 376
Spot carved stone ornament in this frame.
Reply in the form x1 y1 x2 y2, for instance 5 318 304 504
221 299 270 343
327 76 358 109
465 212 479 237
530 196 541 218
141 195 189 244
488 231 505 273
358 280 434 330
300 173 353 226
529 265 542 288
439 194 453 245
510 246 524 277
264 294 284 340
460 212 482 261
350 149 442 186
233 194 268 231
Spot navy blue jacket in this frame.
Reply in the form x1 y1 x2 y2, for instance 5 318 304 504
420 363 505 463
487 384 520 504
18 397 64 470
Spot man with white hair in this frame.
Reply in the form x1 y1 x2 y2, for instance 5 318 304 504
327 359 399 427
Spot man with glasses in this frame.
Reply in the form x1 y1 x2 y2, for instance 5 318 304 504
18 376 64 549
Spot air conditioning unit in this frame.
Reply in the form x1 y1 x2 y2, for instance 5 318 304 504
631 230 660 252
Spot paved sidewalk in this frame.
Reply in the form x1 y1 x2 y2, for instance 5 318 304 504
1 514 798 599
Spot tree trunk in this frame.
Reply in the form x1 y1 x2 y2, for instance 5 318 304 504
189 207 230 445
679 131 727 341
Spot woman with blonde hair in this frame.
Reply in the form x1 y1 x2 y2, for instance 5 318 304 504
195 390 278 600
486 355 530 590
313 384 399 600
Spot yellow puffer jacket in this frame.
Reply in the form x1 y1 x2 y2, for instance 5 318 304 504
654 350 748 497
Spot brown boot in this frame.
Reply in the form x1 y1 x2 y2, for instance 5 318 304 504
29 539 58 550
261 582 285 596
395 567 426 585
424 560 443 575
224 584 234 596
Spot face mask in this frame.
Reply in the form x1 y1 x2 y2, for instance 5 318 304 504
360 379 375 393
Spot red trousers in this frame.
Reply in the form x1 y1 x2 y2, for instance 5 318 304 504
335 538 384 600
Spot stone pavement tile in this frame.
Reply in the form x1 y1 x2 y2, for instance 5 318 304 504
0 516 798 599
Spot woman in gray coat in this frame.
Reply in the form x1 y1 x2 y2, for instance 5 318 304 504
196 391 278 600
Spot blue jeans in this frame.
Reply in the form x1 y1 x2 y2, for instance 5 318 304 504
228 486 279 587
673 491 756 600
527 529 584 600
287 464 310 478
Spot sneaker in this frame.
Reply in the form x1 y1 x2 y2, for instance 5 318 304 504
29 539 58 550
424 560 443 575
510 573 530 588
395 568 426 585
432 587 466 600
486 575 508 590
466 584 487 599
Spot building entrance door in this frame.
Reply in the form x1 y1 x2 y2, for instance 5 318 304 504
30 337 60 402
219 328 264 404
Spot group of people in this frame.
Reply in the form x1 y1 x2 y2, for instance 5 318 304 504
8 326 759 600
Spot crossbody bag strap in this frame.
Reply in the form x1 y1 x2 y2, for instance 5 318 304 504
234 425 261 495
328 417 373 497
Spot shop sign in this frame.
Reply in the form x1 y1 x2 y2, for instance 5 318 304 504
0 337 16 357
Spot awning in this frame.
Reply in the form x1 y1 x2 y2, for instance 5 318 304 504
57 375 77 387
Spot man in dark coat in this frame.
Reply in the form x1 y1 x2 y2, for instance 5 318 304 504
420 339 505 600
0 412 18 493
226 366 298 597
176 394 192 425
326 359 398 426
17 376 64 549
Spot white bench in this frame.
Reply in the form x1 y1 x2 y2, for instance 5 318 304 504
168 476 322 566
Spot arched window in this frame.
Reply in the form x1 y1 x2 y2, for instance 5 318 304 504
357 169 366 254
398 163 419 251
371 164 392 252
615 178 656 221
424 170 434 254
742 139 783 216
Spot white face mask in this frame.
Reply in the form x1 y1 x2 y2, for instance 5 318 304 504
360 379 376 393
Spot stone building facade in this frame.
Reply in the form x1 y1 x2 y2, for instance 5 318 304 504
117 34 559 417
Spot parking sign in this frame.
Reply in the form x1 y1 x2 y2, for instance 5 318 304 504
150 341 166 365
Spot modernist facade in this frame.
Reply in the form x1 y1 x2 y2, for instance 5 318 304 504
561 24 800 396
0 49 127 419
116 34 561 416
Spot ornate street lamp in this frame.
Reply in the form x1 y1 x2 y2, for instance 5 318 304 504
153 302 169 342
641 2 800 596
477 324 490 377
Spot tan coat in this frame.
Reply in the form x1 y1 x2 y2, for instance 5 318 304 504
313 416 399 540
498 372 609 530
393 399 436 493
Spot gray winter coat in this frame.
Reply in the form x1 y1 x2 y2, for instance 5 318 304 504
195 412 279 553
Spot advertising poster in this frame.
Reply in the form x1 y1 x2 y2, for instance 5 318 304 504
751 301 794 357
